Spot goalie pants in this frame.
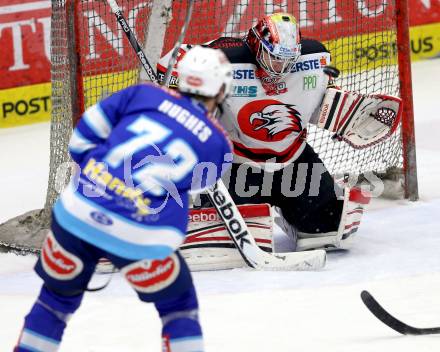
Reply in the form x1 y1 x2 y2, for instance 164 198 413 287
224 144 344 235
14 215 204 352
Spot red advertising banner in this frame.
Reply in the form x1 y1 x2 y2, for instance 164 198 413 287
0 0 51 89
0 0 439 127
410 0 440 25
1 0 440 91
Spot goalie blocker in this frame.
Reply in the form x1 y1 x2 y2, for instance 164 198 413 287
316 88 402 149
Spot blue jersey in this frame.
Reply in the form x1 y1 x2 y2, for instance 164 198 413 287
54 83 232 260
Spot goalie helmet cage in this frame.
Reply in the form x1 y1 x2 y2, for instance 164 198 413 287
0 0 417 252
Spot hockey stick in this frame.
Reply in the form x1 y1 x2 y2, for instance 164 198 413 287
107 0 158 83
205 181 326 270
361 290 440 335
110 0 325 271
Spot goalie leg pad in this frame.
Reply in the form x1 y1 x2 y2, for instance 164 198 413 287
296 186 371 251
274 208 298 251
181 204 273 271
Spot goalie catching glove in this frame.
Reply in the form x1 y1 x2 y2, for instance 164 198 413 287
316 88 402 149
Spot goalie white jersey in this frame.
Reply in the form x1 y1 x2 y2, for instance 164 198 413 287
158 38 331 170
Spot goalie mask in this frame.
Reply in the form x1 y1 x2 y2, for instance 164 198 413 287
246 13 301 79
177 46 233 103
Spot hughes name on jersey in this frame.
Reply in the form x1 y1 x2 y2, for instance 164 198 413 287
158 38 330 170
56 83 231 260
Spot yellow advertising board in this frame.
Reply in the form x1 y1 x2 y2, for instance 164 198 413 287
409 22 440 61
0 82 51 128
326 22 440 74
0 70 138 128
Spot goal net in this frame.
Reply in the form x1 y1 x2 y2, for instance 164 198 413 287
0 0 417 253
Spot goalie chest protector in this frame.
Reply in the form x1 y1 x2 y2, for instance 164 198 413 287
158 39 331 169
214 38 330 167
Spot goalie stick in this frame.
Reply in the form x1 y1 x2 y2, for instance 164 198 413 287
205 181 326 270
111 0 326 271
361 290 440 335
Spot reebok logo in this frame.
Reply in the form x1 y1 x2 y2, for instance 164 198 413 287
189 212 219 222
209 183 251 249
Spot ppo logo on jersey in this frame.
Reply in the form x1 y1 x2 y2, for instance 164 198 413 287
237 99 303 141
41 231 84 280
122 254 180 293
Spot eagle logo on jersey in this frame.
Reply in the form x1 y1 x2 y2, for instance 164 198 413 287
237 99 303 142
250 104 302 138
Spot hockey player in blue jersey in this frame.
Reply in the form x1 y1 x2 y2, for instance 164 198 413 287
14 46 233 352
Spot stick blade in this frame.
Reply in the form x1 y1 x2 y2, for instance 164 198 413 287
361 290 440 335
255 249 326 271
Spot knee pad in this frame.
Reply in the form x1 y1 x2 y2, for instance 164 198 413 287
35 229 96 296
121 251 193 302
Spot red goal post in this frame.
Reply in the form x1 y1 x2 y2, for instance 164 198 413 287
0 0 418 253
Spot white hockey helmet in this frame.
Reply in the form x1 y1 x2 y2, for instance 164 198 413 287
177 46 233 102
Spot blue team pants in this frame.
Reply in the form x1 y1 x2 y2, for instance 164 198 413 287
14 214 203 351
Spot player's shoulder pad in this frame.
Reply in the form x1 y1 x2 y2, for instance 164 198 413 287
207 37 258 65
300 38 329 55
